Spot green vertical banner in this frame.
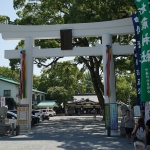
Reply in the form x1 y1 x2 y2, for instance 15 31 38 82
105 104 110 129
134 0 150 102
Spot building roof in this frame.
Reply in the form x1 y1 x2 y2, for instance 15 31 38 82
32 89 47 94
67 95 99 105
73 95 99 103
0 76 47 94
36 100 59 107
0 77 19 85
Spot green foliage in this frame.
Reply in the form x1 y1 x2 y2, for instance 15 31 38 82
116 73 137 107
37 61 86 102
0 15 10 24
83 72 95 93
0 66 19 81
33 75 40 89
47 86 69 106
13 0 26 10
2 0 139 110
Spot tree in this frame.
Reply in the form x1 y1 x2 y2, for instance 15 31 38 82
116 73 137 107
82 71 95 94
1 0 137 113
37 61 86 100
0 66 19 81
47 86 69 106
33 74 40 89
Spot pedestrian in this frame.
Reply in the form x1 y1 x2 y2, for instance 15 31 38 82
92 108 97 120
146 112 150 150
131 118 146 150
124 109 135 144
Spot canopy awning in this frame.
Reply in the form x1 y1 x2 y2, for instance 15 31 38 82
36 100 59 108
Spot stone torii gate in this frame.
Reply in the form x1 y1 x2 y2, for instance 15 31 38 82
0 17 134 134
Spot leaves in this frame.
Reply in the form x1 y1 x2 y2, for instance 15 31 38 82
6 0 138 109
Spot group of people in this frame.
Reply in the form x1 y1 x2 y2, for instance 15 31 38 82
124 109 150 150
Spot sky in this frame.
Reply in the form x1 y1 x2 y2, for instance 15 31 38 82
0 0 74 76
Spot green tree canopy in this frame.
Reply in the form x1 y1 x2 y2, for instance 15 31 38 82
47 86 69 106
37 61 86 101
0 66 19 81
0 0 138 111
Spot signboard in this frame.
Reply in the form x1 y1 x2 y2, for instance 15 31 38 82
132 13 145 110
134 105 141 117
110 103 118 130
17 104 29 131
0 97 5 107
105 104 110 129
134 0 150 102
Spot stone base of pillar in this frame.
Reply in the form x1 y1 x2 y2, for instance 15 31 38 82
104 129 119 136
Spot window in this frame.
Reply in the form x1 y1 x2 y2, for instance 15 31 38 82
41 96 44 100
4 90 11 97
37 95 40 100
32 94 35 101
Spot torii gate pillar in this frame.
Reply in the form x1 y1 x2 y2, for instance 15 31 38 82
102 34 116 103
20 37 34 133
102 34 118 136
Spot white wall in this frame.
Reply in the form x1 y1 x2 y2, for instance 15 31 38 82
0 80 46 104
0 80 19 102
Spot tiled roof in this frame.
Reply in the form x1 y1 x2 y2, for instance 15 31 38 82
0 76 47 94
67 95 99 104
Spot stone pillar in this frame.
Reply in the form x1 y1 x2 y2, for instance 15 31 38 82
20 37 34 133
102 34 118 136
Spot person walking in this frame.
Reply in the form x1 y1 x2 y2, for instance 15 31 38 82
92 108 97 120
146 113 150 150
132 118 146 150
124 109 135 144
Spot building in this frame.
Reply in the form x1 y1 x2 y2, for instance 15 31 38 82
66 94 101 115
0 76 47 108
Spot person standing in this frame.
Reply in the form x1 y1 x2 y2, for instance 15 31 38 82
132 118 146 150
146 112 150 150
124 109 135 144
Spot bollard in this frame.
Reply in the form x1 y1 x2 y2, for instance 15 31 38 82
12 123 14 136
107 126 111 137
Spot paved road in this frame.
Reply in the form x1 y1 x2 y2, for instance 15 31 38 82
0 116 143 150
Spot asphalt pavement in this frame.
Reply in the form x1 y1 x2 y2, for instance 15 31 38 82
0 116 145 150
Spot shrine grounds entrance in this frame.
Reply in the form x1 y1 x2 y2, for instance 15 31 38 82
0 17 134 134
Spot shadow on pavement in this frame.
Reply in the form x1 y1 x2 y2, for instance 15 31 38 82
0 116 133 150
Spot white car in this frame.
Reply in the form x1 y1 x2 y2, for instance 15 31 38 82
40 109 56 117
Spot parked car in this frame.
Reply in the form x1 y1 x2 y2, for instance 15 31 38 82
31 115 40 125
7 111 17 128
48 109 56 116
32 110 43 120
8 110 39 126
40 109 56 117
